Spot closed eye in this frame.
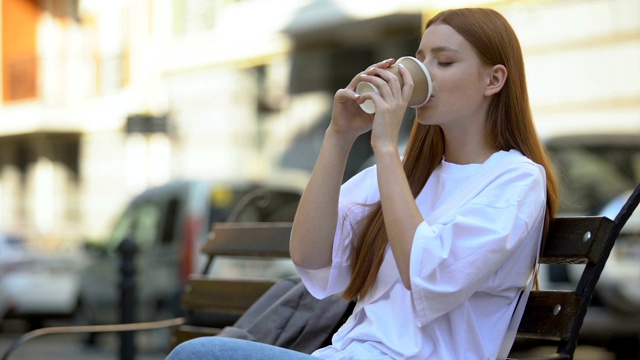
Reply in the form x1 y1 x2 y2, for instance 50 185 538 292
438 62 453 67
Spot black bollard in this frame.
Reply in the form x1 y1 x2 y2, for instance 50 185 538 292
117 237 138 360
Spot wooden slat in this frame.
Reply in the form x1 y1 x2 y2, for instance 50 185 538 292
203 222 292 258
517 290 582 341
181 276 277 315
540 216 614 264
171 223 295 350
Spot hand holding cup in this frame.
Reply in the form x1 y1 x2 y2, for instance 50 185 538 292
356 56 432 114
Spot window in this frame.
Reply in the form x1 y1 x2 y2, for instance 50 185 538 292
160 199 180 245
108 202 162 250
173 0 218 36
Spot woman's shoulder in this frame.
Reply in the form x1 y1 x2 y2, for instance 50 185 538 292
487 149 537 166
485 150 545 179
478 150 546 202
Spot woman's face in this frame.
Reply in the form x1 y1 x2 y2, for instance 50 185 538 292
414 23 493 128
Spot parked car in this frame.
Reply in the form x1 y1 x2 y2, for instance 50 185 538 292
0 233 84 329
539 134 640 307
76 171 308 347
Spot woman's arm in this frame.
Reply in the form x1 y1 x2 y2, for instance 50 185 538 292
410 164 546 324
375 148 424 289
290 127 356 270
290 58 402 270
361 64 424 289
291 59 402 270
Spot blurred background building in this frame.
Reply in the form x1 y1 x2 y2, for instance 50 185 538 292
0 0 639 252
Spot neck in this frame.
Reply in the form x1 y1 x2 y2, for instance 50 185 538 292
441 122 495 165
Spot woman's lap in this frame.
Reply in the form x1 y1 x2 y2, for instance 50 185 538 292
166 337 321 360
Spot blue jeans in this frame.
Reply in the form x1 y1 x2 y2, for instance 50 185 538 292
166 337 322 360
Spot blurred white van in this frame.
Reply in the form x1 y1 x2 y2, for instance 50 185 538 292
76 172 308 346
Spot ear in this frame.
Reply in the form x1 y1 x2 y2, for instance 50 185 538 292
484 64 507 97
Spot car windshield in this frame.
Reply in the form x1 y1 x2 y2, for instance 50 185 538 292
106 202 162 251
547 138 640 215
0 234 28 261
2 235 26 249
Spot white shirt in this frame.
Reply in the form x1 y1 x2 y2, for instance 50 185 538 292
296 150 547 360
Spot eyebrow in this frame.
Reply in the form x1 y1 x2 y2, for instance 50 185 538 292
416 46 459 58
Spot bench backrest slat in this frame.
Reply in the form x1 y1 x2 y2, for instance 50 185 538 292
514 214 616 349
181 277 277 315
539 216 613 265
516 290 582 341
516 216 612 344
201 222 292 258
172 222 295 350
517 182 640 358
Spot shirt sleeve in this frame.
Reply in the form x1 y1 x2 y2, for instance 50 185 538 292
295 165 381 299
409 162 547 325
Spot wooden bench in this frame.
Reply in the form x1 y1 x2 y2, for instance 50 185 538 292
168 182 640 358
169 221 293 349
2 183 639 360
511 181 640 359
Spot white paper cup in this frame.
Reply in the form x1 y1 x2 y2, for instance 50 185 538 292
356 56 433 114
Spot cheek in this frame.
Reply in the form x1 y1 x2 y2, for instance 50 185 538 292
433 70 463 93
444 72 482 100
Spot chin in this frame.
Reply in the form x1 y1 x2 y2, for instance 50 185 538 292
416 115 445 127
415 109 436 125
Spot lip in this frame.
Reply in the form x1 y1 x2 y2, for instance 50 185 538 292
415 96 433 110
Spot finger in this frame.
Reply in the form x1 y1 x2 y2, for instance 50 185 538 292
369 58 396 70
397 64 415 101
356 73 395 108
376 68 403 95
335 88 359 103
345 58 395 91
361 68 402 102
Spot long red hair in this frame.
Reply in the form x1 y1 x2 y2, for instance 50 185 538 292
343 8 558 301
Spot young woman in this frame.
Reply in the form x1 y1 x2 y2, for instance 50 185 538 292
166 7 558 360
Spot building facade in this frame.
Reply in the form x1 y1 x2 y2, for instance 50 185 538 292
0 0 638 250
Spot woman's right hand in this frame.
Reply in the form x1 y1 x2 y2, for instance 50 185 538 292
328 58 396 140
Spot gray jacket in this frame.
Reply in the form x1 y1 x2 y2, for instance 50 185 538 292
218 277 354 354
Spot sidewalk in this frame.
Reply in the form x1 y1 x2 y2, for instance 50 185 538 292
0 334 167 360
0 320 167 360
0 319 615 360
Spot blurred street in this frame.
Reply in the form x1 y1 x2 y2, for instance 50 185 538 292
0 1 639 359
0 319 167 360
0 318 620 360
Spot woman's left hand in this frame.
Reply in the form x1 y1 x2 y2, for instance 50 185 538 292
360 64 414 152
